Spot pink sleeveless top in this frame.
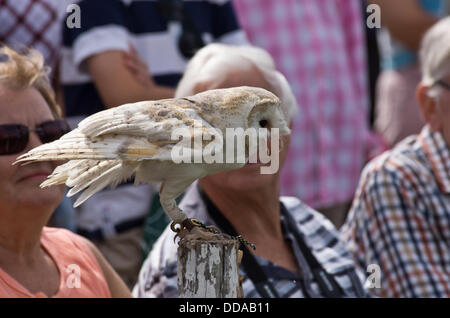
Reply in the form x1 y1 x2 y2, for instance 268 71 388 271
0 227 111 298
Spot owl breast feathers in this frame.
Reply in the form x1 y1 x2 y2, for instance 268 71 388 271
15 86 290 224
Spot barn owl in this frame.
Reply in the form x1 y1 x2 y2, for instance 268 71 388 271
15 86 290 230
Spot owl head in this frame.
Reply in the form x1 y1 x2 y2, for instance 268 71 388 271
191 86 291 137
246 87 291 137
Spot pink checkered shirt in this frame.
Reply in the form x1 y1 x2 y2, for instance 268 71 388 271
233 0 375 208
0 0 68 75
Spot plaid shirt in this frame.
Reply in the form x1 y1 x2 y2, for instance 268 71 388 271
232 0 377 208
133 182 367 298
342 125 450 297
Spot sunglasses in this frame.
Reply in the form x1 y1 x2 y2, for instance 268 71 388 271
0 120 71 155
436 80 450 91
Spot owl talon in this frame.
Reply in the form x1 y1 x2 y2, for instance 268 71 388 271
170 221 182 233
170 218 196 233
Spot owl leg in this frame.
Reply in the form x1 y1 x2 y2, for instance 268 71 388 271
159 180 190 226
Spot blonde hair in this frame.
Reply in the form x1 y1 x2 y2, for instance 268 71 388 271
0 45 61 118
176 44 298 122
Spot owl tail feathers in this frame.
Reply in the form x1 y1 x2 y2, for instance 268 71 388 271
41 159 136 208
40 160 91 188
71 161 136 207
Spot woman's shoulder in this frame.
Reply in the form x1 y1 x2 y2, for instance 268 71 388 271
41 228 113 297
42 226 89 248
41 227 105 265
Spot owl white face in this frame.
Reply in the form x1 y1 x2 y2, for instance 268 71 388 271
247 101 290 135
244 100 290 174
170 101 289 174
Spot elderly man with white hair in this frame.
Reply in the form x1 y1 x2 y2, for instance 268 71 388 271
342 17 450 298
133 44 367 298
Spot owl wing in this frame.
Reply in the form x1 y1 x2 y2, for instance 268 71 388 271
15 99 219 164
16 100 222 208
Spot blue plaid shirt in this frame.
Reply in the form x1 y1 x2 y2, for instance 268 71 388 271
133 182 367 298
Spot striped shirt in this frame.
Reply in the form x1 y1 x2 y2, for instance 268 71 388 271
342 125 450 297
61 0 247 120
133 182 367 298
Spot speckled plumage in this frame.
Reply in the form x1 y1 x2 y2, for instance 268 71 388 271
15 86 289 224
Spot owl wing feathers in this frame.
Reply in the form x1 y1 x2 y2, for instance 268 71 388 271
77 99 201 138
15 100 217 164
14 98 220 208
69 160 136 207
41 159 138 207
41 159 94 188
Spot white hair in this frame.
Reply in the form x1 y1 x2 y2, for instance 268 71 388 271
420 17 450 97
176 44 298 122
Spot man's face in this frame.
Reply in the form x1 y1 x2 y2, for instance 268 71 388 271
431 75 450 146
199 133 291 193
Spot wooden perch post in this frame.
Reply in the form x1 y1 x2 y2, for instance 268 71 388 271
177 238 242 298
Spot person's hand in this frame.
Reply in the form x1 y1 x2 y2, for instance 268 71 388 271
123 44 154 88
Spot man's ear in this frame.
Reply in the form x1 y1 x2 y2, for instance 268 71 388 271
416 83 441 131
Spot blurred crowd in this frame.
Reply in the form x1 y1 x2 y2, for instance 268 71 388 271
0 0 449 298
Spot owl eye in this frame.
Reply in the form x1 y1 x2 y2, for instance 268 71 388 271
259 119 268 128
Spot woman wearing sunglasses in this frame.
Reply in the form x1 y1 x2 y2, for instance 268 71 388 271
0 46 131 297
